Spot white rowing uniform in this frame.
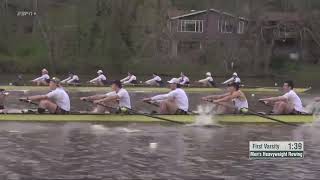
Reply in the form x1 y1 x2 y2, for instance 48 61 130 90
62 75 80 84
90 74 107 83
146 76 162 85
282 90 304 112
32 74 50 82
116 88 131 109
232 94 248 112
222 76 241 84
46 87 70 111
151 88 189 112
121 75 137 84
178 76 190 85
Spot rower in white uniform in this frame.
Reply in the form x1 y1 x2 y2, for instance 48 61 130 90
202 82 248 114
197 72 215 87
0 89 9 112
81 80 131 113
222 72 241 85
121 72 137 85
61 72 80 85
89 70 108 86
259 80 305 115
31 68 50 86
178 72 190 86
145 73 163 86
21 77 70 114
143 78 189 114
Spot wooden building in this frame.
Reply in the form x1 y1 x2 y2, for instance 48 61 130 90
169 9 249 57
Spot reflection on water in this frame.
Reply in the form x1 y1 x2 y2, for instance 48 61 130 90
0 122 318 179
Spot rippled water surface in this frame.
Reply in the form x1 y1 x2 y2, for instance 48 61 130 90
0 122 319 180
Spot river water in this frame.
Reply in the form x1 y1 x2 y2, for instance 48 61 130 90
0 122 319 180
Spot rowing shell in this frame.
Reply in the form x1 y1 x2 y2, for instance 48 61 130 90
0 114 314 123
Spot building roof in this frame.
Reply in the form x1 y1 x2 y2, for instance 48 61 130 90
170 8 249 21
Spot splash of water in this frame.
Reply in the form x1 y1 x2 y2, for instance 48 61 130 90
190 104 218 126
312 102 320 126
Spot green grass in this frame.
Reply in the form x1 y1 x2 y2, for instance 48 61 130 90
0 86 311 93
0 114 314 123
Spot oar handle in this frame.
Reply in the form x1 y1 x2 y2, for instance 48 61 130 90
19 98 39 106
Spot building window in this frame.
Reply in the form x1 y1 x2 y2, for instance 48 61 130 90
178 20 203 33
238 21 245 34
218 19 234 33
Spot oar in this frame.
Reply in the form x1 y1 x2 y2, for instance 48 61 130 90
203 99 298 126
19 98 39 106
82 99 185 124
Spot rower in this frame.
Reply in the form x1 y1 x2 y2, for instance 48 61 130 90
202 82 248 114
315 97 320 102
81 80 131 113
143 78 189 114
31 68 50 86
178 72 190 86
0 89 9 111
21 77 70 114
259 80 305 115
145 73 163 86
121 72 137 85
89 70 108 86
61 72 80 85
198 72 215 87
222 72 241 85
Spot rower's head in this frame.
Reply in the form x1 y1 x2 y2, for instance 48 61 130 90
49 77 61 90
206 72 212 77
42 68 48 75
227 82 240 92
127 72 132 76
153 73 158 77
97 70 103 75
180 72 185 77
167 78 180 90
111 80 122 91
68 72 74 77
233 72 238 77
283 80 294 92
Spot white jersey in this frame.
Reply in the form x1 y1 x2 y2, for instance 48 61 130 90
62 75 80 83
283 90 304 112
222 76 241 84
152 76 162 82
90 74 106 83
178 76 190 85
121 75 137 84
151 88 189 111
33 74 50 82
116 88 131 108
46 87 70 111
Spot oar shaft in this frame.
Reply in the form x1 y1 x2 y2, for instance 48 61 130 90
83 100 185 124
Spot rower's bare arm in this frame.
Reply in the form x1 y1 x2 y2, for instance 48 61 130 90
259 96 287 102
95 95 118 104
81 95 106 101
27 95 48 101
214 92 239 103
